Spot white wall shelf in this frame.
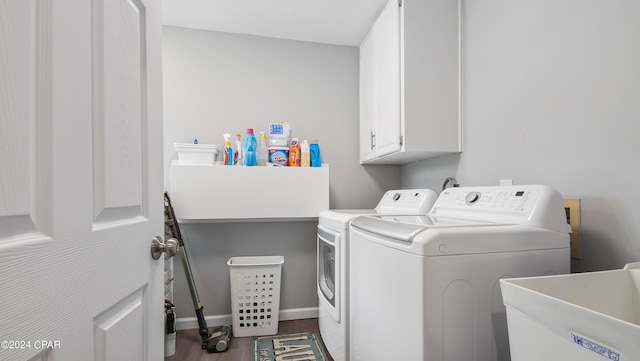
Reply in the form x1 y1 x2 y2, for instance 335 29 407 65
170 163 329 221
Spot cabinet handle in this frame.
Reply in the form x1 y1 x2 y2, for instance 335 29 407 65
370 131 376 150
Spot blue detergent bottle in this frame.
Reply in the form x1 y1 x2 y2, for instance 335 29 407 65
223 133 233 165
242 128 258 166
310 139 321 167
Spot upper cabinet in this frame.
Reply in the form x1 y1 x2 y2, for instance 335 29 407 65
359 0 461 164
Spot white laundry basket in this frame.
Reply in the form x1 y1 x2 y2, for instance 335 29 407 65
228 256 284 337
500 262 640 361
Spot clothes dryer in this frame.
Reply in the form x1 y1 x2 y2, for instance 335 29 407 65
317 189 437 361
349 185 570 361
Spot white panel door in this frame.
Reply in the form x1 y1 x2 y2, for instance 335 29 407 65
0 0 164 360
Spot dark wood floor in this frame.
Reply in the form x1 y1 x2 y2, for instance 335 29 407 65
165 318 334 361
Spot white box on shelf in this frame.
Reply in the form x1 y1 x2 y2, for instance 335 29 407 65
174 143 218 165
169 163 329 220
500 262 640 361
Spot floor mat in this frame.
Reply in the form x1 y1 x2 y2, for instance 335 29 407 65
252 332 328 361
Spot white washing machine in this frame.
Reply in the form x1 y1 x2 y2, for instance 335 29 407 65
349 185 571 361
317 189 438 361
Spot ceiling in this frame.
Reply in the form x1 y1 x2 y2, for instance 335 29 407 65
162 0 389 46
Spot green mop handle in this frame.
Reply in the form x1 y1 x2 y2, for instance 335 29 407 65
164 192 210 348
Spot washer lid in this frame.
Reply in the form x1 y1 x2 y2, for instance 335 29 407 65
351 214 569 255
373 214 498 227
351 215 499 243
319 209 378 229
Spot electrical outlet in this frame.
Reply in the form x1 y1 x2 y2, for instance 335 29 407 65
564 199 581 259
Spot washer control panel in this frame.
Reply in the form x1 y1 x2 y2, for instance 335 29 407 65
438 186 539 213
431 185 569 233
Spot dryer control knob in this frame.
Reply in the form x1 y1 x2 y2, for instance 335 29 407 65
465 191 481 205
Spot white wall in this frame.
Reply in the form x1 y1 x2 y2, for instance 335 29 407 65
162 26 400 321
163 26 400 208
402 0 640 272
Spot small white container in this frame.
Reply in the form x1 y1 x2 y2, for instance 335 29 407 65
500 262 640 361
174 143 218 165
228 256 284 337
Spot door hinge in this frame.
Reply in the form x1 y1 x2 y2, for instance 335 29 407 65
398 0 403 7
399 135 404 146
371 131 376 150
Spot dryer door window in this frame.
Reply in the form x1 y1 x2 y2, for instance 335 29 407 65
319 239 336 306
317 224 340 322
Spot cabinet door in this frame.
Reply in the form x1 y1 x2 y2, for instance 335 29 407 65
359 0 402 163
360 29 377 162
373 0 402 157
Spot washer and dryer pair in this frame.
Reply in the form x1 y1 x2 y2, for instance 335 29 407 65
317 189 438 361
348 185 571 361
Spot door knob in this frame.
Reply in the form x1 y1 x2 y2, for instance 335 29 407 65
151 236 179 260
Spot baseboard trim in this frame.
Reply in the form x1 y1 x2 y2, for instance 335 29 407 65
279 307 318 321
175 307 319 331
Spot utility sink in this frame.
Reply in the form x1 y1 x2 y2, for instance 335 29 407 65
500 262 640 361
